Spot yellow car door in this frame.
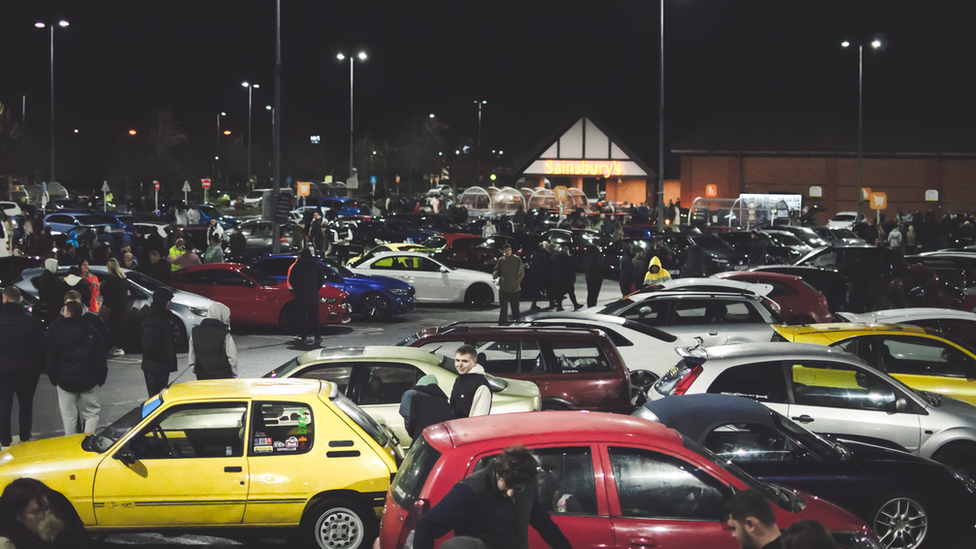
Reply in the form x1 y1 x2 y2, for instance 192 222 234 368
92 401 249 527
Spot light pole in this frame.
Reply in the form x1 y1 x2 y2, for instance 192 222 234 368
35 19 68 184
242 82 260 190
656 1 666 229
337 49 368 184
474 100 487 183
842 36 885 228
214 111 226 182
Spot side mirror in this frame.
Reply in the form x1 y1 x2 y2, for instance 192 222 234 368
886 397 908 414
114 448 136 465
441 268 449 273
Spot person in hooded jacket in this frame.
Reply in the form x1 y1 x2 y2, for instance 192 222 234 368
0 287 45 450
100 259 130 356
188 302 238 380
618 246 636 296
582 245 605 307
399 374 454 440
47 300 108 436
31 258 64 314
62 266 92 311
63 291 110 349
287 249 326 345
139 288 178 396
643 256 672 287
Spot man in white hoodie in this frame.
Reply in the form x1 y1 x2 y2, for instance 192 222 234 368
187 302 238 380
31 258 64 313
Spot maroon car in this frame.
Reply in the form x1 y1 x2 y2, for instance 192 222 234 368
714 271 834 324
400 325 634 414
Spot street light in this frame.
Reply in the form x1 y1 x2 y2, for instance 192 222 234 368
35 19 68 184
215 111 226 182
474 100 487 182
841 34 886 227
242 81 260 189
656 0 666 229
337 48 368 184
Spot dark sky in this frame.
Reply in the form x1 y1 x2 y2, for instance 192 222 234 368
4 0 976 187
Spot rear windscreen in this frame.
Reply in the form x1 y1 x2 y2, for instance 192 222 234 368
391 436 442 508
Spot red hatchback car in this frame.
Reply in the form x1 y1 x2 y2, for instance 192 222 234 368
714 271 834 324
170 263 351 332
378 412 880 549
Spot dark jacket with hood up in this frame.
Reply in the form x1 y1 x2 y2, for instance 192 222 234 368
0 302 45 376
287 253 325 303
47 315 108 393
139 297 178 373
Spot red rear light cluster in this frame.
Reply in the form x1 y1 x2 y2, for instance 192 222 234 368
672 364 703 395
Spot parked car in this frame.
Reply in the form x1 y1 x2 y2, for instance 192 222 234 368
773 322 976 406
713 271 834 324
649 341 976 477
264 346 541 447
170 263 350 333
243 188 273 208
349 251 495 306
186 204 239 229
0 256 40 286
345 243 433 266
752 265 852 313
421 233 483 249
638 393 976 549
827 212 865 229
250 254 415 321
632 276 774 297
0 379 401 549
377 411 881 549
429 247 499 274
718 230 811 265
770 225 830 249
815 225 866 245
401 324 634 413
836 308 976 349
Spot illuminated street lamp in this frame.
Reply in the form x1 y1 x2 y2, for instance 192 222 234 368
35 19 69 184
842 34 886 227
474 100 487 182
242 82 260 189
214 111 226 182
128 129 137 135
337 48 368 183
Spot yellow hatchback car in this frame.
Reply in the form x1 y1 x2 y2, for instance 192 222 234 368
774 323 976 405
0 379 401 549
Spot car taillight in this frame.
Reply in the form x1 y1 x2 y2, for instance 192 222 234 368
818 293 828 309
672 364 703 395
762 296 782 317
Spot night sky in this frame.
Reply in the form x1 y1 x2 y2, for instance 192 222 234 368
4 0 976 188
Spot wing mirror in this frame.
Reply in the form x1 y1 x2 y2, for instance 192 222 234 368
440 268 449 273
886 397 908 414
114 447 136 466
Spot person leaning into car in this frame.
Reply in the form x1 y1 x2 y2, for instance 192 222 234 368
413 445 573 549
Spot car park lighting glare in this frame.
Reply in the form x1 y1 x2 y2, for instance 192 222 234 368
841 40 851 47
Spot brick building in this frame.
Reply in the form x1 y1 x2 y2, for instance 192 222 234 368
670 122 976 222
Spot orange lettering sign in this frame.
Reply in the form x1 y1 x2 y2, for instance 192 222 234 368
545 160 623 177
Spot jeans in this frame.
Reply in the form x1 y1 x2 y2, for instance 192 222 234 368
57 386 101 435
0 372 39 446
498 290 521 324
586 277 602 307
298 301 320 340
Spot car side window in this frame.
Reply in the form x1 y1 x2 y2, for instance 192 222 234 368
250 401 314 456
417 258 442 272
879 337 976 378
703 423 799 463
130 402 247 460
293 365 352 394
549 340 612 373
174 270 214 285
371 257 394 270
359 364 422 405
622 300 669 326
767 282 797 297
808 250 838 269
789 361 897 411
707 362 788 403
213 271 251 287
608 446 730 520
939 321 976 349
258 258 294 277
472 446 598 516
714 301 762 324
471 340 522 375
673 300 712 325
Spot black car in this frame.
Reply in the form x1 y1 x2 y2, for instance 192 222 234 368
656 232 747 275
637 393 976 549
603 238 680 278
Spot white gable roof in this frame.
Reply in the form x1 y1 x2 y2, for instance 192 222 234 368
522 117 648 177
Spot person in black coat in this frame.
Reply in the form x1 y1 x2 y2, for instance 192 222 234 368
618 246 636 297
139 250 171 285
47 300 108 436
582 245 605 308
0 286 45 449
552 246 580 311
309 210 325 257
681 245 707 278
286 249 326 345
399 375 454 440
528 243 553 311
139 287 178 397
31 258 65 315
100 259 130 355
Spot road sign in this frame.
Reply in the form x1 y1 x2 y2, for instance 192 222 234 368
861 187 871 200
554 185 568 201
705 184 717 197
297 182 310 197
101 181 111 192
201 178 211 189
869 192 887 210
153 180 160 191
182 181 191 192
370 175 377 186
926 190 939 202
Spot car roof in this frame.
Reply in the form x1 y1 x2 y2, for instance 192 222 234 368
427 411 682 449
178 263 245 272
298 345 442 366
845 308 976 323
415 324 607 338
368 251 435 259
630 290 765 302
693 341 857 362
776 322 939 338
714 271 802 284
161 378 329 401
642 394 777 441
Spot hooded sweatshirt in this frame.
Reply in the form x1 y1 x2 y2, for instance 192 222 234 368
188 302 238 379
32 258 65 310
644 256 672 285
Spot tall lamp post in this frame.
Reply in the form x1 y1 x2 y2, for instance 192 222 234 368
35 19 69 184
337 49 368 184
656 1 666 229
474 100 487 183
214 111 226 182
241 82 260 190
842 35 885 228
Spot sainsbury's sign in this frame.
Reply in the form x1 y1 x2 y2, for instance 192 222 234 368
545 160 623 177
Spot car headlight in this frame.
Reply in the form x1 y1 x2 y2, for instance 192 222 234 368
320 297 337 303
832 532 884 549
188 306 209 317
390 288 411 296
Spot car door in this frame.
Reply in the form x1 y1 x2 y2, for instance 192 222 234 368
172 269 216 300
470 445 614 549
873 335 976 406
415 256 456 301
668 298 728 347
603 445 735 549
211 270 259 323
709 299 774 344
92 401 249 527
785 359 922 453
353 363 423 443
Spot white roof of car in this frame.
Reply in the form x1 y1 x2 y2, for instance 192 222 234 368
652 276 774 297
836 308 976 324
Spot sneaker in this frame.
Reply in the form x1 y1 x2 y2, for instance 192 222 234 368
110 347 125 357
529 305 541 311
573 305 583 311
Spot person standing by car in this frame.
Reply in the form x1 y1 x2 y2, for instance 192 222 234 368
582 244 605 307
167 238 187 272
188 302 238 380
493 244 524 324
399 374 453 440
47 300 107 436
206 217 224 243
204 235 224 264
552 246 581 311
139 287 178 396
139 250 171 285
0 287 45 450
643 256 672 287
618 246 636 296
100 259 129 357
451 345 492 418
32 257 65 313
631 247 649 288
309 210 325 257
482 219 497 238
413 445 573 549
287 249 325 346
725 489 782 549
78 260 100 313
529 242 553 311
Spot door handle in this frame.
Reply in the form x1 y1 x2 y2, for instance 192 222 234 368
791 415 814 424
224 466 243 473
630 538 657 547
708 331 719 336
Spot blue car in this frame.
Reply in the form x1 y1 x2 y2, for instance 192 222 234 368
308 197 367 217
250 254 415 321
44 212 134 246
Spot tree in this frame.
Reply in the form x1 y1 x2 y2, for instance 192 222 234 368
389 115 447 193
148 110 188 179
0 100 38 186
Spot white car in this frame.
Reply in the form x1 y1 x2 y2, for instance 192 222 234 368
835 308 976 348
243 188 272 208
827 211 865 229
643 275 774 296
0 201 22 217
348 251 496 306
133 221 170 240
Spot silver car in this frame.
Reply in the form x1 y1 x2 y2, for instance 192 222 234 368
650 341 976 476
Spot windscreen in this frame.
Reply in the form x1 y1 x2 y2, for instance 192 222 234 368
391 436 442 508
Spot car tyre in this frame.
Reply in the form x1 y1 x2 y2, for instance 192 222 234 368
360 292 391 321
933 441 976 479
630 370 659 405
301 497 376 549
279 301 304 335
465 283 493 308
868 491 931 549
